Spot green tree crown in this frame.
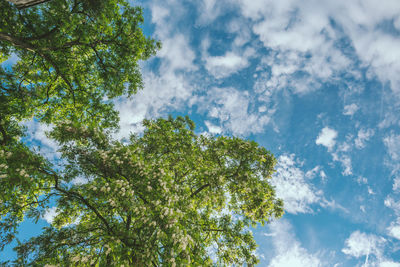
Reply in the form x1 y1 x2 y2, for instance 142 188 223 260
10 117 283 266
0 0 160 128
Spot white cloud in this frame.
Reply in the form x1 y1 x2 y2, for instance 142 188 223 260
383 133 400 175
195 0 230 26
157 34 197 72
201 34 253 79
43 207 58 224
320 170 327 181
196 87 272 136
331 152 353 176
24 121 57 151
237 0 400 96
357 176 368 185
271 154 321 214
316 127 338 151
149 1 197 74
266 220 322 267
237 0 355 94
204 52 249 79
387 224 400 240
342 231 386 266
204 121 222 134
384 133 400 162
393 176 400 192
339 155 352 176
23 121 61 162
114 71 195 139
305 166 321 179
355 128 375 149
343 103 359 116
384 197 400 215
380 261 400 267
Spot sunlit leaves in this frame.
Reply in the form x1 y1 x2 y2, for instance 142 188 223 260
13 117 283 265
0 0 159 128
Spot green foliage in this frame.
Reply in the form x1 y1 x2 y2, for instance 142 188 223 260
0 1 283 265
11 117 283 266
0 0 160 128
0 0 159 261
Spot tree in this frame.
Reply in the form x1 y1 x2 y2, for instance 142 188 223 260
0 0 159 257
0 0 160 128
7 116 283 266
0 1 284 265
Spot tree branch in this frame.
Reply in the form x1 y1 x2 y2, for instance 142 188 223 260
190 183 210 198
0 116 9 145
54 184 114 235
0 32 76 104
0 32 36 52
38 167 114 235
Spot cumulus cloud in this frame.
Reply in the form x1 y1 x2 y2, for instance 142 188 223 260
200 34 253 79
271 154 321 214
380 261 400 267
196 87 272 136
236 0 356 94
316 127 338 151
204 52 249 79
266 220 322 267
387 224 400 240
343 103 359 116
157 33 197 72
114 71 195 138
43 207 58 224
236 0 400 98
204 121 222 134
342 231 386 265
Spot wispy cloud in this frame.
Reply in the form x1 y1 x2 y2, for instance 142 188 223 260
271 154 322 214
342 231 386 266
266 220 322 267
343 103 359 116
355 128 375 149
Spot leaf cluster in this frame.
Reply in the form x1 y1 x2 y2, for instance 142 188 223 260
0 0 160 128
0 1 284 266
12 117 283 266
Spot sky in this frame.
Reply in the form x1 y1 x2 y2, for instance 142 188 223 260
3 0 400 266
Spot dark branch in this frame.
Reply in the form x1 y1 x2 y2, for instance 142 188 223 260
0 116 9 145
190 183 210 198
38 167 115 235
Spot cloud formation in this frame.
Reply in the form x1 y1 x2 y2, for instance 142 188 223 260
343 103 359 116
266 220 322 267
271 154 321 214
316 127 338 151
237 0 400 95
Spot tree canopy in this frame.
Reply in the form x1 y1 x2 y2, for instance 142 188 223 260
0 0 160 128
9 116 283 266
0 1 283 266
0 0 159 260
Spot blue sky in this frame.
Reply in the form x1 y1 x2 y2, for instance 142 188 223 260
3 0 400 266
